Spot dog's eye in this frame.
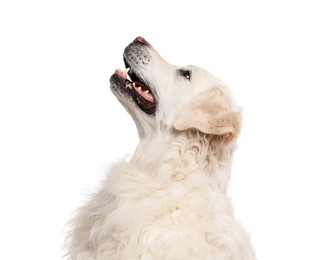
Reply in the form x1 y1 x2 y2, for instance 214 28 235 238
178 69 191 80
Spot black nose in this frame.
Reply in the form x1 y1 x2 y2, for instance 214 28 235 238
133 36 149 46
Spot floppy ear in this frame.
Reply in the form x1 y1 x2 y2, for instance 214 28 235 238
173 89 241 140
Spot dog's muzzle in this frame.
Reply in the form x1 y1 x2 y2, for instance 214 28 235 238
110 37 157 115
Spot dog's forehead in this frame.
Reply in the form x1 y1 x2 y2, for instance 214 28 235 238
190 65 216 80
186 65 225 91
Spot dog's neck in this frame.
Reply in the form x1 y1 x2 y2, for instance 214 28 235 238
130 130 235 192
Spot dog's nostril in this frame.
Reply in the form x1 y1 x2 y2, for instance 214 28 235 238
134 36 149 45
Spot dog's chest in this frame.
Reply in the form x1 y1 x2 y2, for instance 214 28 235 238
105 162 234 255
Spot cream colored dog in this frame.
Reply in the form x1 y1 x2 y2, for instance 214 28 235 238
67 37 256 260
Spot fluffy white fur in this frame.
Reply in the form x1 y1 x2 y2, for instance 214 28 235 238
66 37 256 259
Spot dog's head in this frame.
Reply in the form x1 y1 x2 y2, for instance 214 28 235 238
110 37 241 140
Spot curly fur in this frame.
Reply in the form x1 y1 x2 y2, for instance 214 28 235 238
65 37 256 259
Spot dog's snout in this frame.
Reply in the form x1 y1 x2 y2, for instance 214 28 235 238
134 36 149 46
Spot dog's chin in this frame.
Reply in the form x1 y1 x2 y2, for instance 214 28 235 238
110 70 157 116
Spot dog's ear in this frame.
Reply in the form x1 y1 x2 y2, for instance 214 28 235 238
173 88 241 141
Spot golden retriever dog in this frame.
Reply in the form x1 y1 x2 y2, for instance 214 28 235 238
66 37 256 259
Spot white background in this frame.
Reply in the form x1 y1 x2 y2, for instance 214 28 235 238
1 1 325 259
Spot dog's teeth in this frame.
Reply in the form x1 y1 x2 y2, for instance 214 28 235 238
123 68 130 76
144 90 149 94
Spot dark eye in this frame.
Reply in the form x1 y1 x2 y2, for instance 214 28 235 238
178 69 191 80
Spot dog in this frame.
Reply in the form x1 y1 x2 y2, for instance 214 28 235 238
66 37 256 259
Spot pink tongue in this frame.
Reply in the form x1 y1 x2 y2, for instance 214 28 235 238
114 69 126 79
133 83 154 102
141 91 154 103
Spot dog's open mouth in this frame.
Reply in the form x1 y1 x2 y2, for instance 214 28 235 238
111 66 156 115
